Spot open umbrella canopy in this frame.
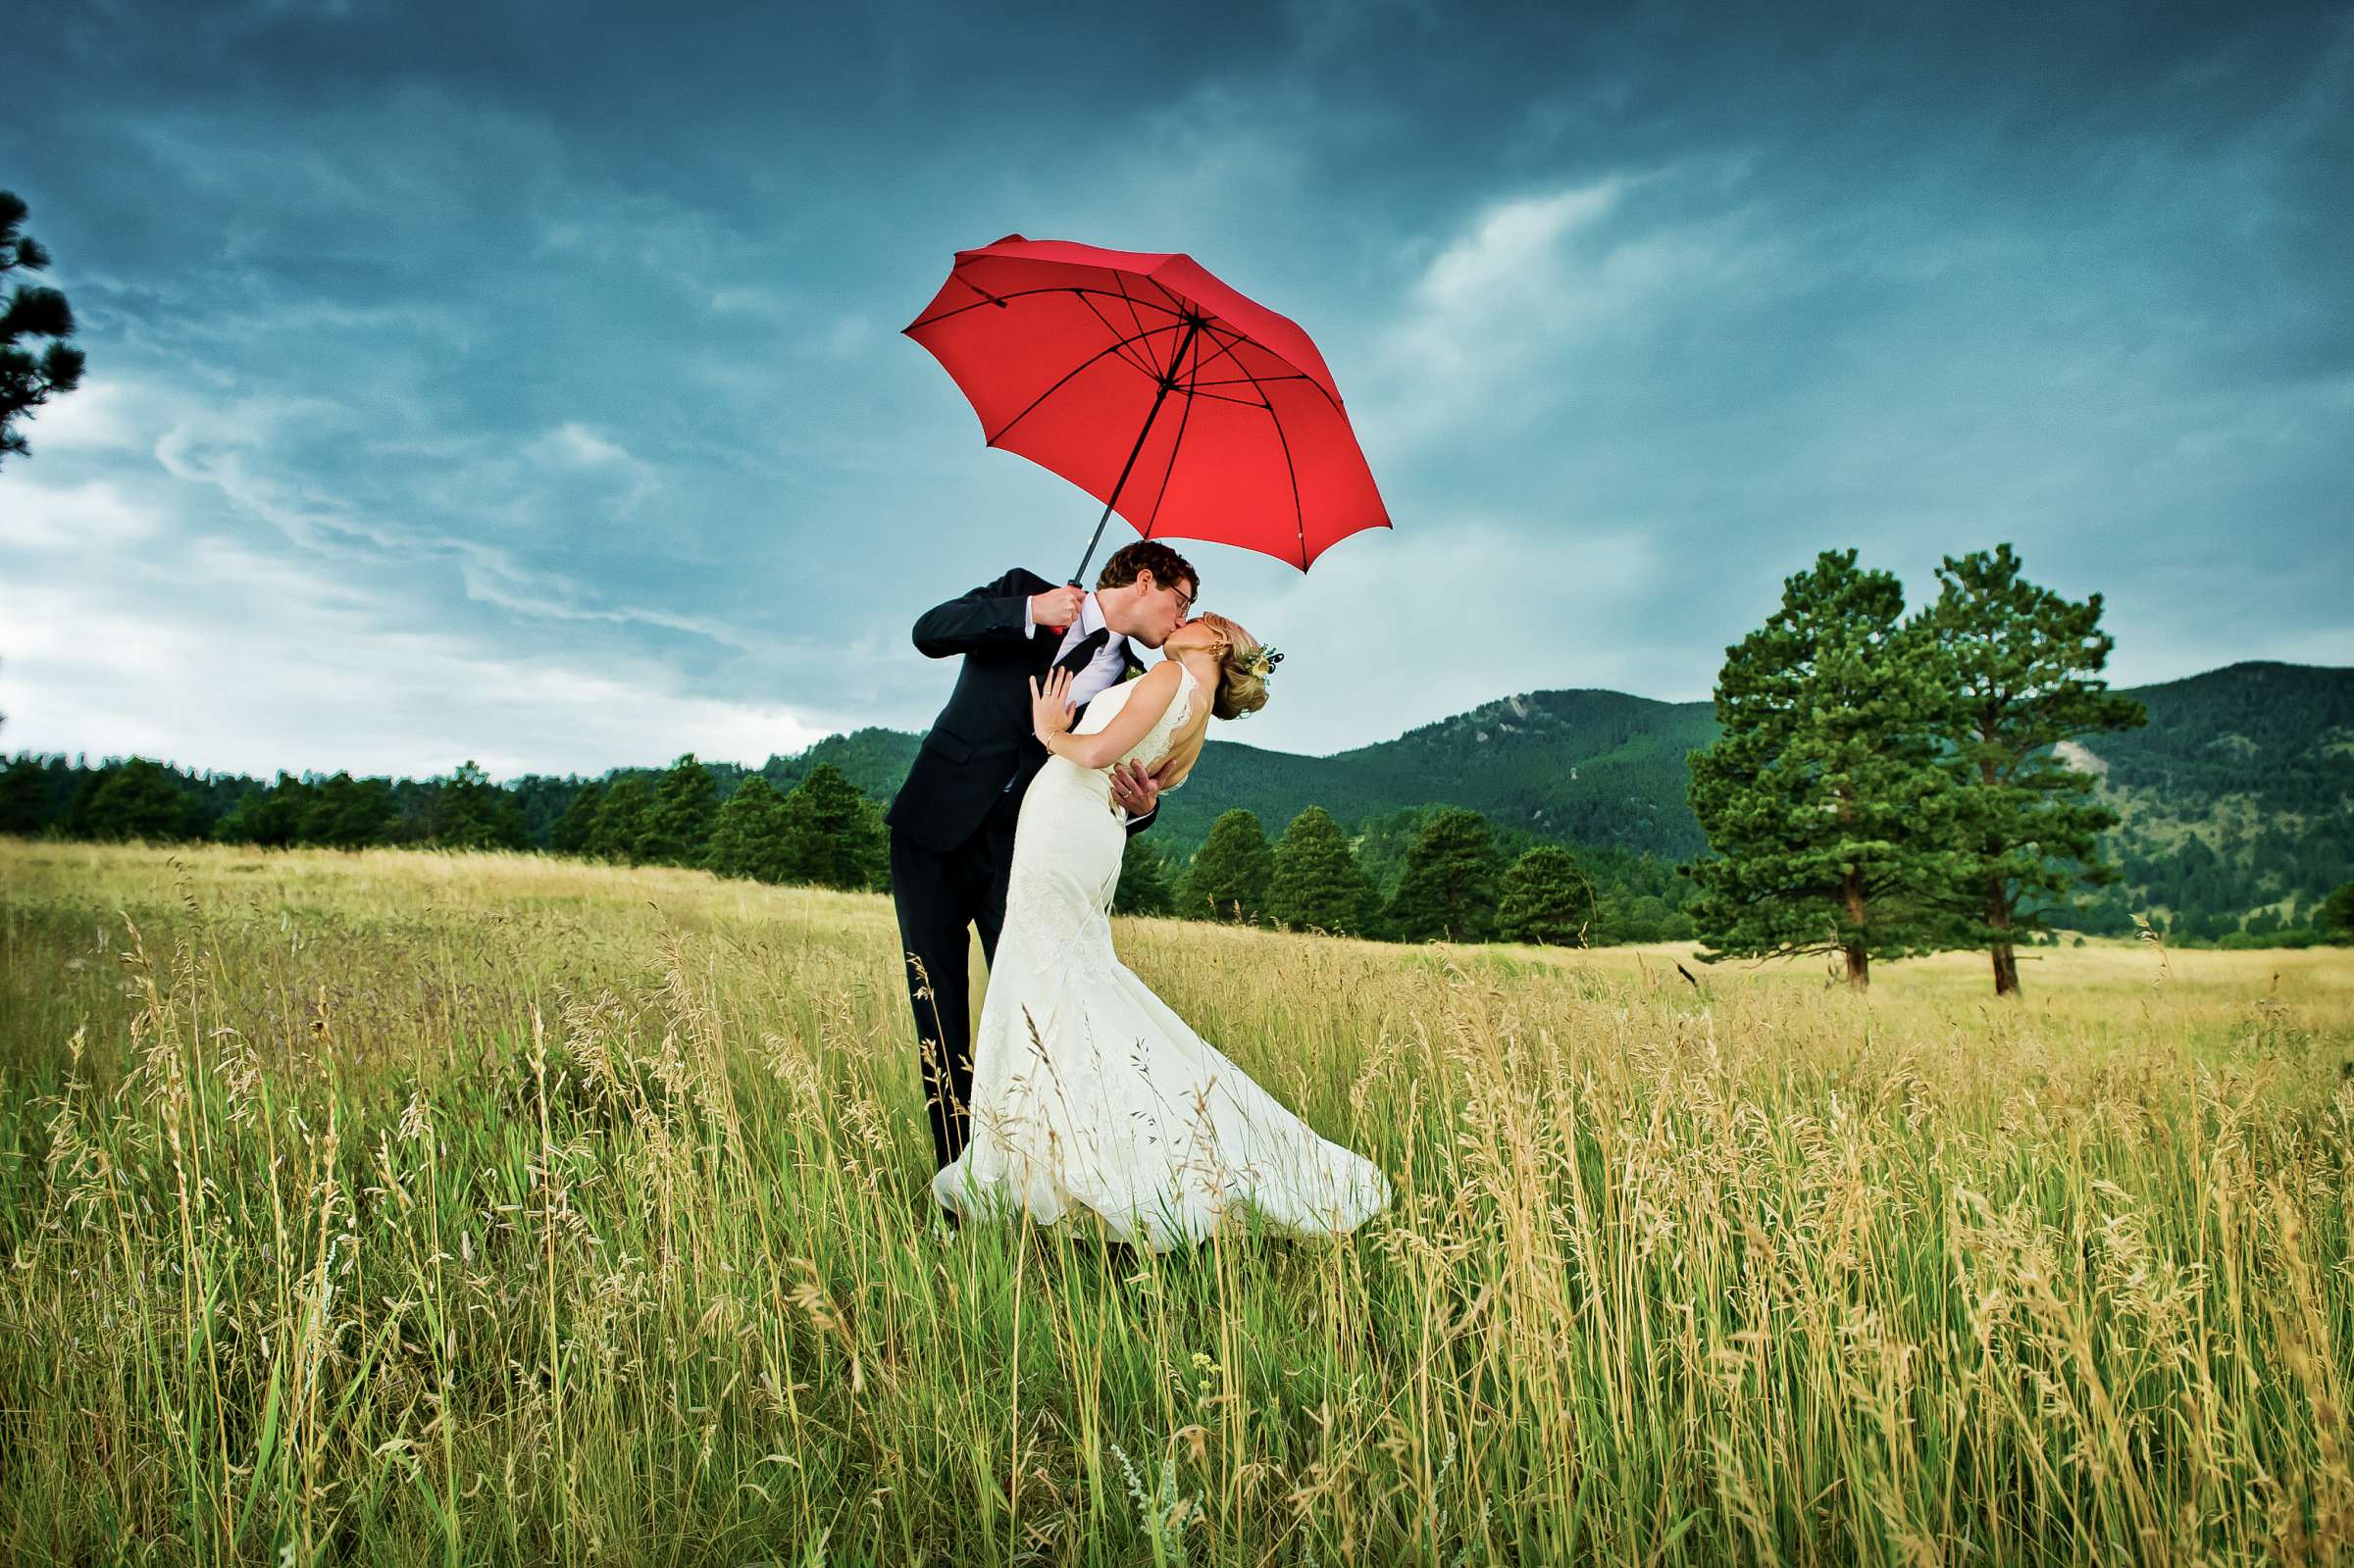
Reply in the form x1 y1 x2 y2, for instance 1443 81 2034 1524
904 234 1391 575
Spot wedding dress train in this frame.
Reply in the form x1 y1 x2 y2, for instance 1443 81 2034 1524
931 663 1393 1251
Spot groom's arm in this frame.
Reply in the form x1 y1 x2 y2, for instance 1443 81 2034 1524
911 568 1051 658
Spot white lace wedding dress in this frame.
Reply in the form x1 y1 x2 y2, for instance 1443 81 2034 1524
932 663 1394 1251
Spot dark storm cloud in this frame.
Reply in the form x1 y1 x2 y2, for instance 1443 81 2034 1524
1 0 2347 771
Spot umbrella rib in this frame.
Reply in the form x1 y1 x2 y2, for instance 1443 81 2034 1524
1141 365 1198 539
1141 275 1261 381
1074 289 1165 380
1140 320 1210 536
950 273 1003 308
1216 352 1311 569
915 276 1350 413
1179 300 1203 384
1166 293 1209 383
1185 322 1252 383
1110 274 1153 344
909 282 1186 333
1139 271 1193 324
1194 321 1348 416
981 319 1188 448
1184 373 1312 389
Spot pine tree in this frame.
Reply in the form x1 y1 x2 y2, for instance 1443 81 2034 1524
1267 805 1373 936
79 759 200 842
2317 882 2354 944
550 782 604 856
0 755 44 835
1386 807 1504 942
1113 836 1177 916
214 773 314 847
1684 549 1963 989
638 754 717 866
587 777 653 863
1601 893 1668 944
776 763 886 890
1913 544 2149 995
1181 809 1274 924
306 773 394 848
1 191 86 466
434 760 529 850
706 776 794 883
1498 845 1598 945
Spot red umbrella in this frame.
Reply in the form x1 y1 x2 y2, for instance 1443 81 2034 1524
904 234 1390 580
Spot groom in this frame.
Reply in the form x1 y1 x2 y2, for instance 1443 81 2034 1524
888 539 1201 1179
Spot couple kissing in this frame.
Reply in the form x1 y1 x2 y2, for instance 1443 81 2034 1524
885 541 1389 1252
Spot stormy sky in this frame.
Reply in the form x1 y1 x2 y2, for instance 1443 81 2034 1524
2 0 2349 778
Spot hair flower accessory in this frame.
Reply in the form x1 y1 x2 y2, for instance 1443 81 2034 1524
1229 644 1283 716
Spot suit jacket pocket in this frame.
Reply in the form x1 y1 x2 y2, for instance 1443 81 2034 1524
921 725 977 766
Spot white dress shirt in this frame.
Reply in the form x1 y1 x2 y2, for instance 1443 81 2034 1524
1024 589 1132 709
1023 587 1145 822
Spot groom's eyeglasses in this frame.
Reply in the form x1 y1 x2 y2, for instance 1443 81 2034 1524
1171 584 1195 618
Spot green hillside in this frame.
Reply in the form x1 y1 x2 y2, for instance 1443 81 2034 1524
1151 688 1719 859
792 661 2350 927
2067 662 2354 931
738 690 1721 862
12 662 2343 933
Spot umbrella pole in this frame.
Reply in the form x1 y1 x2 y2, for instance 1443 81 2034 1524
1070 316 1202 585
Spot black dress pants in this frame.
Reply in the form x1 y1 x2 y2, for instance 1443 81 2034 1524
890 784 1025 1172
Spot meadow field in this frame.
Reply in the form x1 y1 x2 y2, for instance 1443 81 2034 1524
1 837 2350 1566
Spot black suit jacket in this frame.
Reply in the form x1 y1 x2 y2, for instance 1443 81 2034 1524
886 567 1154 855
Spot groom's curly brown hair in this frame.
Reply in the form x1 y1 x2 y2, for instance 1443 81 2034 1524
1096 540 1198 601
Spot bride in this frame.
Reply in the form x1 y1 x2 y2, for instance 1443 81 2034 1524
931 612 1394 1252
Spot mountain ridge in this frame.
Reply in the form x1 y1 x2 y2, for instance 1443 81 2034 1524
763 660 2352 927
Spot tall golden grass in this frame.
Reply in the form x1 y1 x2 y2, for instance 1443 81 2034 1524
1 836 2349 1566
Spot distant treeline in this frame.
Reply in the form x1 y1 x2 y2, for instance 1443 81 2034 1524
0 747 1706 945
18 734 2334 950
8 737 2347 954
1120 803 1697 945
15 577 2353 964
0 750 896 889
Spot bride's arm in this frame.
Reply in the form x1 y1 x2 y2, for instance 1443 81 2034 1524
1034 663 1183 772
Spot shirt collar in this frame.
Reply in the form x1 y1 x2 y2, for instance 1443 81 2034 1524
1077 590 1109 640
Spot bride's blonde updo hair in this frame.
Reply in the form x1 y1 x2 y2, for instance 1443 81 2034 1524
1195 612 1272 721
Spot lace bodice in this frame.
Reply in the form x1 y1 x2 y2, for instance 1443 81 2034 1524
1069 663 1196 780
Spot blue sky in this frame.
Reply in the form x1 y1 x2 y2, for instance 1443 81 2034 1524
2 0 2349 778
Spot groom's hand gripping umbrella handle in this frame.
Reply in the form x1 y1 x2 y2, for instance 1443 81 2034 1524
1033 581 1084 638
